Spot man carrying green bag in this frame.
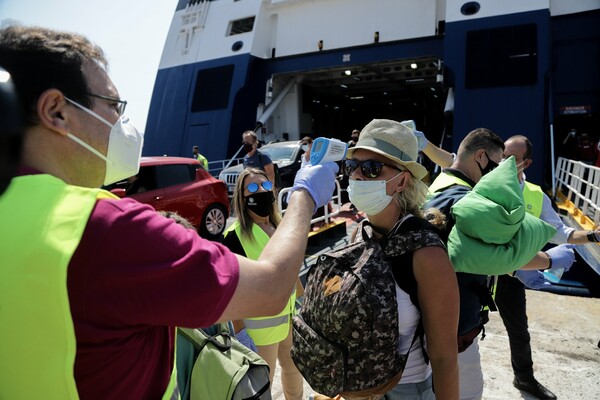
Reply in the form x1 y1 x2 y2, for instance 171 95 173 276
425 128 575 400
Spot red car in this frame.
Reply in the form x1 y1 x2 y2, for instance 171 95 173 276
109 156 230 240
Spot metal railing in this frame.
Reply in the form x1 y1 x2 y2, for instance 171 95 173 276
554 157 600 227
207 157 244 178
277 179 344 226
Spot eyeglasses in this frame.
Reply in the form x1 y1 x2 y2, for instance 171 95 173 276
343 159 401 178
87 93 127 116
246 181 273 193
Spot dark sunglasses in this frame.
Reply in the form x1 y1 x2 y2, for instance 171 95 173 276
343 159 401 178
246 181 273 193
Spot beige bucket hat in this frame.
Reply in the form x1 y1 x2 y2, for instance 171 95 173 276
346 119 427 180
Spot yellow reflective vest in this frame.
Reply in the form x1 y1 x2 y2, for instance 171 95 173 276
0 174 178 399
428 170 472 195
196 153 209 171
224 221 296 346
523 181 543 218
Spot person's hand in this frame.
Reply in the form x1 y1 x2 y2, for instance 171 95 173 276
545 244 576 272
514 270 551 290
413 130 429 152
292 163 339 212
235 328 257 352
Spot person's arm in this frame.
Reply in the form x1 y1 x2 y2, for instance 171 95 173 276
414 246 459 400
518 251 552 270
519 244 575 271
422 141 454 169
568 227 600 244
263 162 276 185
412 129 454 168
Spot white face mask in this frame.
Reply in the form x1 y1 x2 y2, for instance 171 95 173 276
347 173 401 216
65 97 143 185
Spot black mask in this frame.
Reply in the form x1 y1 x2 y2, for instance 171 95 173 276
245 191 274 217
243 143 254 153
477 152 499 177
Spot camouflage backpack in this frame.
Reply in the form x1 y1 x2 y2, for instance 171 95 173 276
291 215 445 397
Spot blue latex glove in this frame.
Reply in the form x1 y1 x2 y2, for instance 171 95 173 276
545 244 576 273
514 270 552 290
413 130 429 152
235 328 257 352
291 162 339 212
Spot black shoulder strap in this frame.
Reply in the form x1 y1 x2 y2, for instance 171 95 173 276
384 216 445 365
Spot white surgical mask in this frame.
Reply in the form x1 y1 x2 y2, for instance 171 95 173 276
65 97 143 185
347 173 401 216
301 144 309 152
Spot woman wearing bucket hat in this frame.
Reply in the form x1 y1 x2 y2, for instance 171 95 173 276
343 119 459 400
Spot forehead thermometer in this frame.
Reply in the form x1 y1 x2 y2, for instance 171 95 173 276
310 137 348 165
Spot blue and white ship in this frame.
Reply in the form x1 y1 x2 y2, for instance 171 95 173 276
145 0 599 290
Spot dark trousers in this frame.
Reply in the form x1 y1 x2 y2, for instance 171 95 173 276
494 274 535 381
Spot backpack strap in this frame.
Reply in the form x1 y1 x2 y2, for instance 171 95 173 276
382 215 446 365
177 323 232 353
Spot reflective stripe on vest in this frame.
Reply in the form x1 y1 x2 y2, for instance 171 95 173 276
224 221 296 346
0 175 178 400
428 171 472 195
523 181 543 218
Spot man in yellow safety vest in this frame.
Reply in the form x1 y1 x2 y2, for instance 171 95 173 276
0 24 337 399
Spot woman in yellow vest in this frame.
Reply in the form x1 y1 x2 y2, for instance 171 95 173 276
222 167 304 399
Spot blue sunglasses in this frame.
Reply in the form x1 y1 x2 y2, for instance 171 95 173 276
246 181 273 193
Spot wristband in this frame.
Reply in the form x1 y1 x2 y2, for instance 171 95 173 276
587 231 599 243
544 252 553 269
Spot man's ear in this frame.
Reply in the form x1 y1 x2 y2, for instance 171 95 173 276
36 89 71 136
475 148 487 165
522 158 533 171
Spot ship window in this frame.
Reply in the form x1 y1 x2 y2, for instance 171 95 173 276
466 24 537 88
191 65 234 112
228 17 255 36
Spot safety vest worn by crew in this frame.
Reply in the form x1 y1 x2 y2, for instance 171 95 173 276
0 174 178 400
196 154 208 171
224 221 296 346
428 171 472 195
522 181 543 218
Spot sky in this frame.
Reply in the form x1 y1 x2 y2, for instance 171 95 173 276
0 0 179 132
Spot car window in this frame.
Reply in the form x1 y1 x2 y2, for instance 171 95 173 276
127 165 158 195
156 164 195 189
261 146 296 162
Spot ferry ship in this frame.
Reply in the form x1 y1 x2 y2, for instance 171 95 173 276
145 0 599 290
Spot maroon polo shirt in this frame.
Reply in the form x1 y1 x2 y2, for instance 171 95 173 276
66 197 239 398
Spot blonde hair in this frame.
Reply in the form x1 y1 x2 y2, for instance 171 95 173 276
232 168 282 242
393 173 427 218
393 169 446 230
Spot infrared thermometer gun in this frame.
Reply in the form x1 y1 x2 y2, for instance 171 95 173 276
310 138 348 165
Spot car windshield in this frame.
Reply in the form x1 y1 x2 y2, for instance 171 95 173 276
261 146 295 162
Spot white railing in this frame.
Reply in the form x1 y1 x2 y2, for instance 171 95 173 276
207 157 244 178
277 179 344 226
554 157 600 227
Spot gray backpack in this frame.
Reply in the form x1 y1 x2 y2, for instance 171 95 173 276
291 216 445 397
